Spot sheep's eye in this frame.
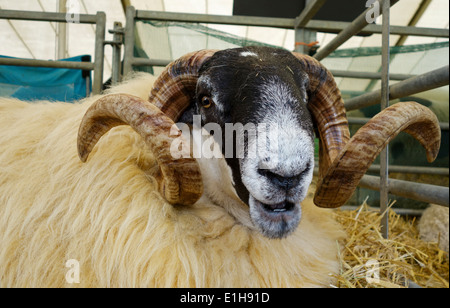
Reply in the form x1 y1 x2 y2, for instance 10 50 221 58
201 96 213 109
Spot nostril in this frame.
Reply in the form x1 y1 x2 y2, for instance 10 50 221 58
258 169 304 190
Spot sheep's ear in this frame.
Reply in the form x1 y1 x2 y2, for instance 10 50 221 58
78 94 203 206
291 52 441 208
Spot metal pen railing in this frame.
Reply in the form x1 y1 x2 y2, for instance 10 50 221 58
0 9 106 95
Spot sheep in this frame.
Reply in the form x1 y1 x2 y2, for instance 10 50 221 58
419 204 449 255
0 46 441 287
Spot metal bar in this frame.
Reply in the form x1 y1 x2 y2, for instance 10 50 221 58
314 160 449 175
395 0 432 47
132 10 449 38
379 0 391 239
123 6 136 77
306 20 449 37
0 57 94 70
110 22 124 85
340 205 425 217
92 11 106 95
359 175 449 208
56 0 68 60
347 117 449 131
136 10 294 29
85 74 91 97
0 9 98 24
387 24 449 38
128 59 418 81
345 65 450 111
367 165 449 176
314 0 398 61
132 57 423 85
313 168 449 207
294 0 327 28
294 29 317 54
132 57 171 67
120 0 132 14
331 70 414 81
120 9 449 39
348 117 449 131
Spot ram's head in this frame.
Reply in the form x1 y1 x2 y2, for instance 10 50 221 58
78 47 441 239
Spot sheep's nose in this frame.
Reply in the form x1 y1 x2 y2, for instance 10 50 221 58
258 169 303 190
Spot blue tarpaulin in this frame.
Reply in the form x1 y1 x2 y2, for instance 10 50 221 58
0 55 92 102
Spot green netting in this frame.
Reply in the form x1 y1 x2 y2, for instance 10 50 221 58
142 21 282 50
134 20 286 77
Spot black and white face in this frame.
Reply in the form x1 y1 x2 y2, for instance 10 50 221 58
192 47 316 239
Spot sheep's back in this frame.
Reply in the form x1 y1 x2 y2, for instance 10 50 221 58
0 96 168 287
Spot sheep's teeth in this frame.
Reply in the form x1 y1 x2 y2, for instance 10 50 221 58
273 208 286 213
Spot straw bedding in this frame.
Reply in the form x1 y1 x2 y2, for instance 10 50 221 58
332 201 449 288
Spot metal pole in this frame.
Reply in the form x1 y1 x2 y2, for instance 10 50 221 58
0 57 94 70
359 175 449 208
313 169 449 207
120 0 132 13
395 0 432 47
380 0 391 239
313 0 398 61
294 0 327 28
86 74 91 97
56 0 68 60
109 22 124 85
347 117 449 131
294 29 317 54
294 0 322 54
340 206 426 217
345 65 450 111
367 165 449 176
131 57 171 67
0 9 99 24
130 9 450 39
307 20 449 37
136 10 294 29
123 6 136 77
1 9 447 38
92 11 106 95
330 70 414 81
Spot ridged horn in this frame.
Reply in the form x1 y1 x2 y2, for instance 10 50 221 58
78 50 218 206
149 49 219 121
77 94 203 206
292 52 441 208
315 102 441 208
291 52 351 191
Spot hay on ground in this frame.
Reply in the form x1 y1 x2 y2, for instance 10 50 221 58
332 201 449 288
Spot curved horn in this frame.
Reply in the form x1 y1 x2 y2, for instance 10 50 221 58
78 50 219 206
291 52 351 197
149 49 219 121
77 94 202 206
291 52 441 208
314 102 441 208
291 52 351 179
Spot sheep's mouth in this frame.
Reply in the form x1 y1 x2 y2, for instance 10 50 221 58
261 201 296 213
249 195 301 239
